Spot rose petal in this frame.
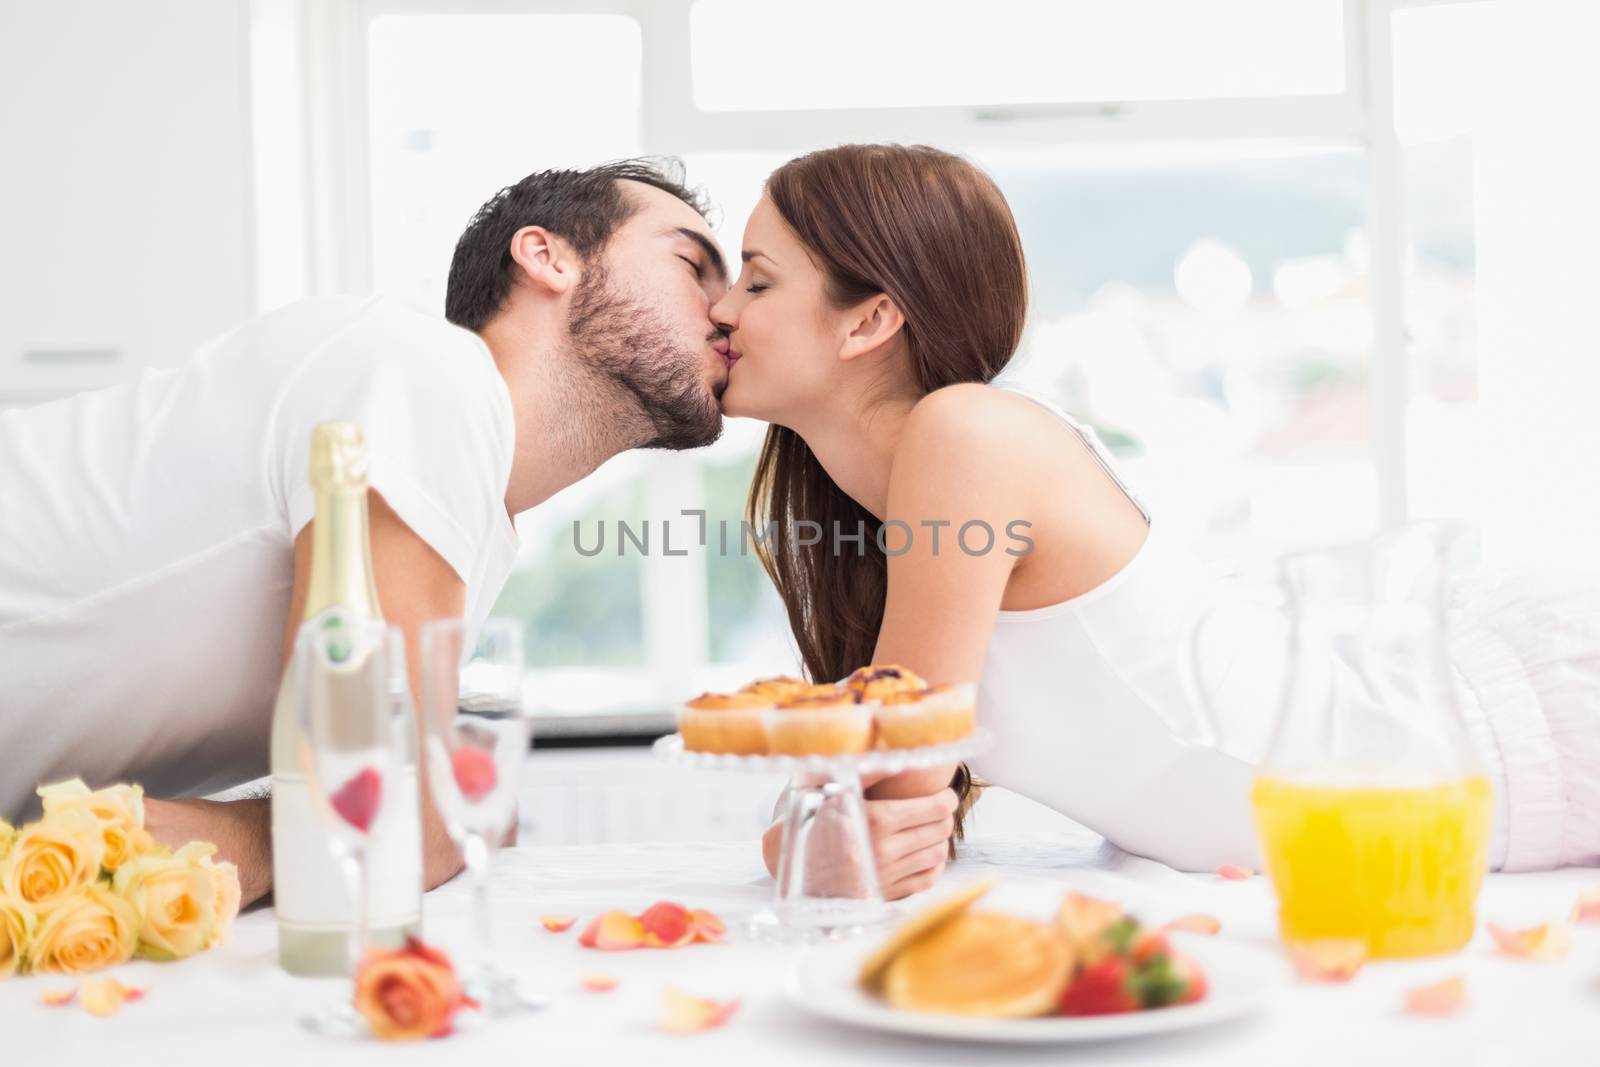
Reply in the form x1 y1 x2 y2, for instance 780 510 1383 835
640 902 694 948
1164 914 1222 936
581 973 620 992
541 915 576 933
587 910 647 951
450 747 497 803
41 989 76 1007
330 767 382 833
80 977 144 1018
1216 865 1254 881
1405 976 1466 1016
1288 938 1368 982
688 909 726 944
1487 921 1573 961
660 987 740 1034
1570 887 1600 925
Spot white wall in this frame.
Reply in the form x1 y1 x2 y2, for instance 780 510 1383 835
0 0 255 407
1474 1 1600 572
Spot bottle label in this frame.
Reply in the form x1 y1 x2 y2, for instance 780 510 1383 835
272 768 422 929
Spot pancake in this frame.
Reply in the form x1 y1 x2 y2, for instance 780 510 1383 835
857 877 995 991
882 911 1074 1017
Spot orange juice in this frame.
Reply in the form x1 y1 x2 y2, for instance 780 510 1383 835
1250 774 1492 958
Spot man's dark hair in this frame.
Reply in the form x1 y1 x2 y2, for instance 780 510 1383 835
444 157 710 331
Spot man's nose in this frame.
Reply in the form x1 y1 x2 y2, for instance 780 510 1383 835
709 292 736 333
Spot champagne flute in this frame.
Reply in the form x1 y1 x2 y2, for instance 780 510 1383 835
294 610 407 1036
419 616 536 1014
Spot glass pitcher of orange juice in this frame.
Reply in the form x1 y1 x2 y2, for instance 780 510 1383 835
1197 522 1493 958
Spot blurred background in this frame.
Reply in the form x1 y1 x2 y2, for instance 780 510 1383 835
3 1 1596 837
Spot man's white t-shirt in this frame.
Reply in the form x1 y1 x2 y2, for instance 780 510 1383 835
0 297 521 821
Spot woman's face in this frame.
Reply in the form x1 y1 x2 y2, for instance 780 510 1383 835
710 196 850 424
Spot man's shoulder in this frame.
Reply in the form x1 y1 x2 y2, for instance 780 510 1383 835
265 295 484 358
262 296 499 399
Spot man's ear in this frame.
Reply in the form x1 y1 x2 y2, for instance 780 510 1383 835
839 295 906 362
508 225 577 297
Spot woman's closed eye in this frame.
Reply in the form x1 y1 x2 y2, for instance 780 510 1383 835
746 281 769 294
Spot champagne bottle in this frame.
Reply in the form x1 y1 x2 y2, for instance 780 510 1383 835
271 422 423 976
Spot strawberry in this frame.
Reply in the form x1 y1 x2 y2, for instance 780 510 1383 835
1172 952 1208 1005
1101 916 1142 957
1059 956 1140 1016
330 767 382 832
1131 930 1172 967
1132 946 1209 1008
451 746 497 802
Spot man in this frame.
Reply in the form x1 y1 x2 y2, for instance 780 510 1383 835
0 158 954 904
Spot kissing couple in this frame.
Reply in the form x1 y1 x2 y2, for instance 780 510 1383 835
4 146 1597 911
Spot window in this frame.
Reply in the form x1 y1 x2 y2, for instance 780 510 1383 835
978 143 1377 555
690 0 1346 111
284 0 1457 717
366 13 643 311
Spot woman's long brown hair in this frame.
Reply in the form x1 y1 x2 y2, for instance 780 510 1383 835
746 145 1028 848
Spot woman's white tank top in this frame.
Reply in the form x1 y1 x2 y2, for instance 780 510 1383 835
972 386 1284 870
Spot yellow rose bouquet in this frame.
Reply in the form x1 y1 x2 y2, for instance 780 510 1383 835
0 779 241 978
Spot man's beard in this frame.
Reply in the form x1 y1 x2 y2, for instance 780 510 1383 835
567 265 724 451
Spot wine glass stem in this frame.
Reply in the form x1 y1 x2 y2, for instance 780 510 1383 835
465 831 493 972
344 850 370 986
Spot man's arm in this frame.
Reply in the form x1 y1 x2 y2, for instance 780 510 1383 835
146 489 469 905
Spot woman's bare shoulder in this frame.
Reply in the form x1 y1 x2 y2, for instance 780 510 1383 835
891 384 1065 501
901 384 1072 462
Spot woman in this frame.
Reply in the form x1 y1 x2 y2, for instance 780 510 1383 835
709 144 1600 897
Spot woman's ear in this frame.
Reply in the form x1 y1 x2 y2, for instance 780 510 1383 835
839 294 906 362
508 225 576 297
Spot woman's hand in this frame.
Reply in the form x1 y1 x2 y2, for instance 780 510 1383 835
866 786 958 899
760 775 958 900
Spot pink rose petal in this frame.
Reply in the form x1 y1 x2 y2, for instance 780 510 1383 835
1405 976 1466 1016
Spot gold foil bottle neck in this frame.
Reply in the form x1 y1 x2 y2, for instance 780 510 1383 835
309 422 369 492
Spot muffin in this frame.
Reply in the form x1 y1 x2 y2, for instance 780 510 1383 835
845 664 927 703
875 682 978 749
739 675 810 705
763 689 876 756
678 691 773 755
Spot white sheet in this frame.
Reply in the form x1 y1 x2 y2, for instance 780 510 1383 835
7 825 1595 1065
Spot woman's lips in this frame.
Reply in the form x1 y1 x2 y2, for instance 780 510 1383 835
723 348 742 370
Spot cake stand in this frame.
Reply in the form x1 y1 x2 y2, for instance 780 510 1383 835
652 728 992 942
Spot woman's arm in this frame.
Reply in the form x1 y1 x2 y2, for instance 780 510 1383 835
758 387 1042 898
863 386 1036 884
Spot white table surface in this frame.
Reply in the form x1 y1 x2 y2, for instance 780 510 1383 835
11 828 1598 1067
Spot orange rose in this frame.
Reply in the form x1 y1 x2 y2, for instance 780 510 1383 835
0 892 36 977
354 937 473 1041
37 779 154 871
112 842 220 960
205 857 241 950
0 819 15 863
1 810 104 913
28 884 139 975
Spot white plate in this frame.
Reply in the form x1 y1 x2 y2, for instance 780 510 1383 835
785 931 1284 1044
